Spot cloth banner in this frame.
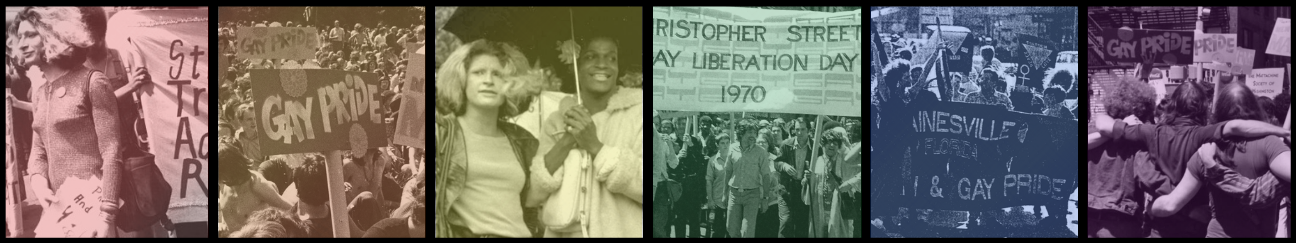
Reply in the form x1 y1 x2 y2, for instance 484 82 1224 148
879 101 1078 210
651 7 863 117
251 69 387 157
235 27 320 60
106 9 209 224
1099 28 1194 64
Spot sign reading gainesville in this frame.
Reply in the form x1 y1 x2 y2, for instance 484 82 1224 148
251 69 388 157
105 9 209 223
1101 28 1194 64
650 7 863 117
891 102 1078 210
236 27 320 60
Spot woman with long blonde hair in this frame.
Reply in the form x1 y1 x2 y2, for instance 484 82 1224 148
433 39 546 237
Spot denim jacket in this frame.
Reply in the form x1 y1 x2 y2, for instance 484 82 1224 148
435 113 540 237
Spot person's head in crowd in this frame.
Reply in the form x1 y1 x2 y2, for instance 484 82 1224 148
7 7 94 69
1212 81 1266 125
218 140 253 186
577 36 620 97
1043 68 1075 93
1256 96 1277 125
819 121 848 159
756 128 773 155
1272 92 1290 122
231 221 288 238
895 48 912 61
1044 86 1067 106
737 118 761 151
1010 85 1035 113
436 40 534 119
243 207 304 237
979 69 999 97
908 66 925 87
258 157 292 194
1160 80 1211 126
1102 79 1156 124
295 153 328 206
881 60 911 101
980 45 995 62
78 7 108 60
660 119 674 135
714 132 731 152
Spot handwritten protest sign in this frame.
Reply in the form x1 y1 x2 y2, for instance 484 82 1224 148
882 101 1078 210
651 7 862 117
106 9 208 223
1245 68 1284 99
1194 33 1237 63
236 27 320 60
394 52 426 149
1100 28 1194 64
1203 47 1254 74
1266 18 1291 57
33 177 102 237
251 69 388 157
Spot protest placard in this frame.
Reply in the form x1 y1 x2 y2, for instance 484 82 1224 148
1202 47 1254 74
236 27 320 60
1101 28 1194 64
651 7 863 117
1266 18 1291 57
1245 68 1284 98
1194 33 1237 63
394 52 426 149
105 9 209 223
251 69 388 157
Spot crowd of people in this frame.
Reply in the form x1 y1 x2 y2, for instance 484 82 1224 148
1086 73 1291 238
215 7 427 238
653 112 863 238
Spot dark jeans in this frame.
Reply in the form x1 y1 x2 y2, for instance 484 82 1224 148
672 178 702 238
781 198 808 238
755 203 780 237
653 184 675 238
709 207 728 238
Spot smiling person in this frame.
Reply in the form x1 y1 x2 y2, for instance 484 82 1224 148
9 7 122 238
531 35 644 237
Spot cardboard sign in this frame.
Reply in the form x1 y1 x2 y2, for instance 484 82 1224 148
882 101 1078 210
1266 18 1291 57
1245 68 1284 99
1202 47 1255 74
1194 33 1237 63
394 52 426 149
33 177 102 237
1101 28 1194 64
251 69 388 156
236 27 320 60
651 7 863 117
105 9 208 224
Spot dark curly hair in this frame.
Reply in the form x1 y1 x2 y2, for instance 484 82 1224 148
1102 79 1156 123
294 153 328 206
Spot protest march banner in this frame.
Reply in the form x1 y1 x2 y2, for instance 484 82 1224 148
877 101 1078 211
1245 68 1284 99
651 7 862 117
33 177 103 237
251 69 388 157
105 9 208 223
1194 33 1238 63
394 52 426 149
236 27 320 60
1266 18 1291 57
1100 28 1194 64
